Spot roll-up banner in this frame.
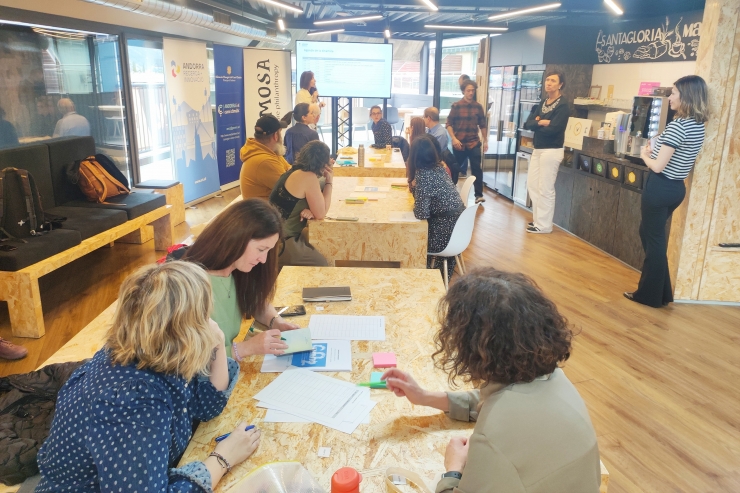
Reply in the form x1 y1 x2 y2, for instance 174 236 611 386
213 44 246 189
162 38 220 203
243 48 292 138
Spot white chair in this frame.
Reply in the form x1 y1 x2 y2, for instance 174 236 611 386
428 204 480 290
316 109 331 142
459 175 476 206
351 107 371 141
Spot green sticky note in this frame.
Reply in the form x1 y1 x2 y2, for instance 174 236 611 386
371 372 384 384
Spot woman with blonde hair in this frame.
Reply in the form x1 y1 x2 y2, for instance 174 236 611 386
626 75 708 307
36 262 259 491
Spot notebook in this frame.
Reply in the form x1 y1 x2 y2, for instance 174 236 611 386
302 286 352 302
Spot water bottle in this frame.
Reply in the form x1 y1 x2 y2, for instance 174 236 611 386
358 144 365 168
331 467 362 493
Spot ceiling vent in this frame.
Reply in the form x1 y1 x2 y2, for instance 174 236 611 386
82 0 290 45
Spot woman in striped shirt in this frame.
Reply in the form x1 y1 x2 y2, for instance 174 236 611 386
624 75 708 307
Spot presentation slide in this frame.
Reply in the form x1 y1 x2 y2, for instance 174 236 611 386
296 41 393 99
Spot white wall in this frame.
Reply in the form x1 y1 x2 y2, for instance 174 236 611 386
591 61 696 100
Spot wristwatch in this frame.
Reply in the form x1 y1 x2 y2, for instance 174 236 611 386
441 471 463 480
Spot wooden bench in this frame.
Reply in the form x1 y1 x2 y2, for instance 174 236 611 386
0 205 173 338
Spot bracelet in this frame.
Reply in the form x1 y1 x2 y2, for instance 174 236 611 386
269 315 280 329
231 342 242 362
209 452 231 473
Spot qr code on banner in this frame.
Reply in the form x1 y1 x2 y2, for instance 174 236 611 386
225 148 236 168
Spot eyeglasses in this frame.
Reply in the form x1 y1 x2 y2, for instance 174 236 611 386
370 112 382 116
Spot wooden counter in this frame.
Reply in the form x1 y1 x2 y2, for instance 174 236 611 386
333 146 407 178
309 177 428 268
180 266 454 492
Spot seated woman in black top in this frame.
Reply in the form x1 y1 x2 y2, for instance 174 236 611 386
369 105 393 148
269 140 333 267
408 135 465 283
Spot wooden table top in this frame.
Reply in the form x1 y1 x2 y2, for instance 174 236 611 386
316 176 419 224
333 147 406 177
179 266 462 492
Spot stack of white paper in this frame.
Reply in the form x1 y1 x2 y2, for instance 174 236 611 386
254 369 375 434
260 340 352 372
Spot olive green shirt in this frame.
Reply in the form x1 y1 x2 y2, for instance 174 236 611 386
437 368 601 493
209 274 241 358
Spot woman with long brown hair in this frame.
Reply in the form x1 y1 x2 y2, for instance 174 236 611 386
626 75 708 307
407 116 426 145
177 199 299 361
383 268 600 492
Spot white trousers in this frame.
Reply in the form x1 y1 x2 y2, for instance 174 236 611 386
527 147 564 232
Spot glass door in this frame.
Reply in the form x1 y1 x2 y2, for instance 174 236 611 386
484 65 520 199
126 38 174 181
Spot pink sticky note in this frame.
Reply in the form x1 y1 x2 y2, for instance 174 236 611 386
373 352 397 368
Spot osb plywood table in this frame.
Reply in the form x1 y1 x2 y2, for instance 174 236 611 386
180 266 459 492
333 147 407 178
308 177 428 268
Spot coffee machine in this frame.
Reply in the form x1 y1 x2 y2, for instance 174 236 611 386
629 96 674 155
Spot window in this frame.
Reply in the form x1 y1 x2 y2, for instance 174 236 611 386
0 22 131 179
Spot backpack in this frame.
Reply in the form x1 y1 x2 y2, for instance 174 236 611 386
0 167 51 240
68 154 129 204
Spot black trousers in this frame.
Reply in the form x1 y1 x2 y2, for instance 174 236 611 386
633 172 685 307
453 143 483 197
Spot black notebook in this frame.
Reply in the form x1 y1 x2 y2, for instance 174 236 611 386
302 286 352 302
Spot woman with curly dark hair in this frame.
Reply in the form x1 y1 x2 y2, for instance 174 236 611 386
383 268 600 493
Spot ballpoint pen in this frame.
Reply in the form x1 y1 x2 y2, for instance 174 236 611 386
215 424 256 443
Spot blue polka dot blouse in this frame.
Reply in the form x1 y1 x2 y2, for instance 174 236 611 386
36 349 239 492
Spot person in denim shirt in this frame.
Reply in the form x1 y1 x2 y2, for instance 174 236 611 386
37 262 259 492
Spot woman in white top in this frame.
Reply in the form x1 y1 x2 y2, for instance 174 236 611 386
295 71 325 107
624 75 708 307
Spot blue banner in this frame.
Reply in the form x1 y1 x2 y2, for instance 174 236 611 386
214 44 246 187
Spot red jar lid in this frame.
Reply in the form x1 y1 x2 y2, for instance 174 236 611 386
331 467 362 493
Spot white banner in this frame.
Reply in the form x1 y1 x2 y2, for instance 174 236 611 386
243 48 292 139
162 38 220 203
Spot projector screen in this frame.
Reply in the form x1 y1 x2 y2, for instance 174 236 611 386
296 41 393 99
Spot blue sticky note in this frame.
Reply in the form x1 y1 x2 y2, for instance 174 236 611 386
370 372 384 383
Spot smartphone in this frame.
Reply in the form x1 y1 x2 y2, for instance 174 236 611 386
274 305 307 317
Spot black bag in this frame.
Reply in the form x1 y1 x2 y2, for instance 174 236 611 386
0 168 49 241
392 136 410 161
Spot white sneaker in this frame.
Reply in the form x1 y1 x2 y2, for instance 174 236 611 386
475 196 485 204
526 226 551 234
527 222 534 228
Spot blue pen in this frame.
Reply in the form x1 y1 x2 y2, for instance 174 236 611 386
215 424 256 442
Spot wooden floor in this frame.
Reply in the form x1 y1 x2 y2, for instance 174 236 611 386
1 185 738 492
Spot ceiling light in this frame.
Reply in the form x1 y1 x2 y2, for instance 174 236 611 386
257 0 303 14
277 18 285 31
307 28 345 36
604 0 623 15
314 15 383 25
425 24 509 32
384 28 391 38
419 0 439 12
488 2 561 21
